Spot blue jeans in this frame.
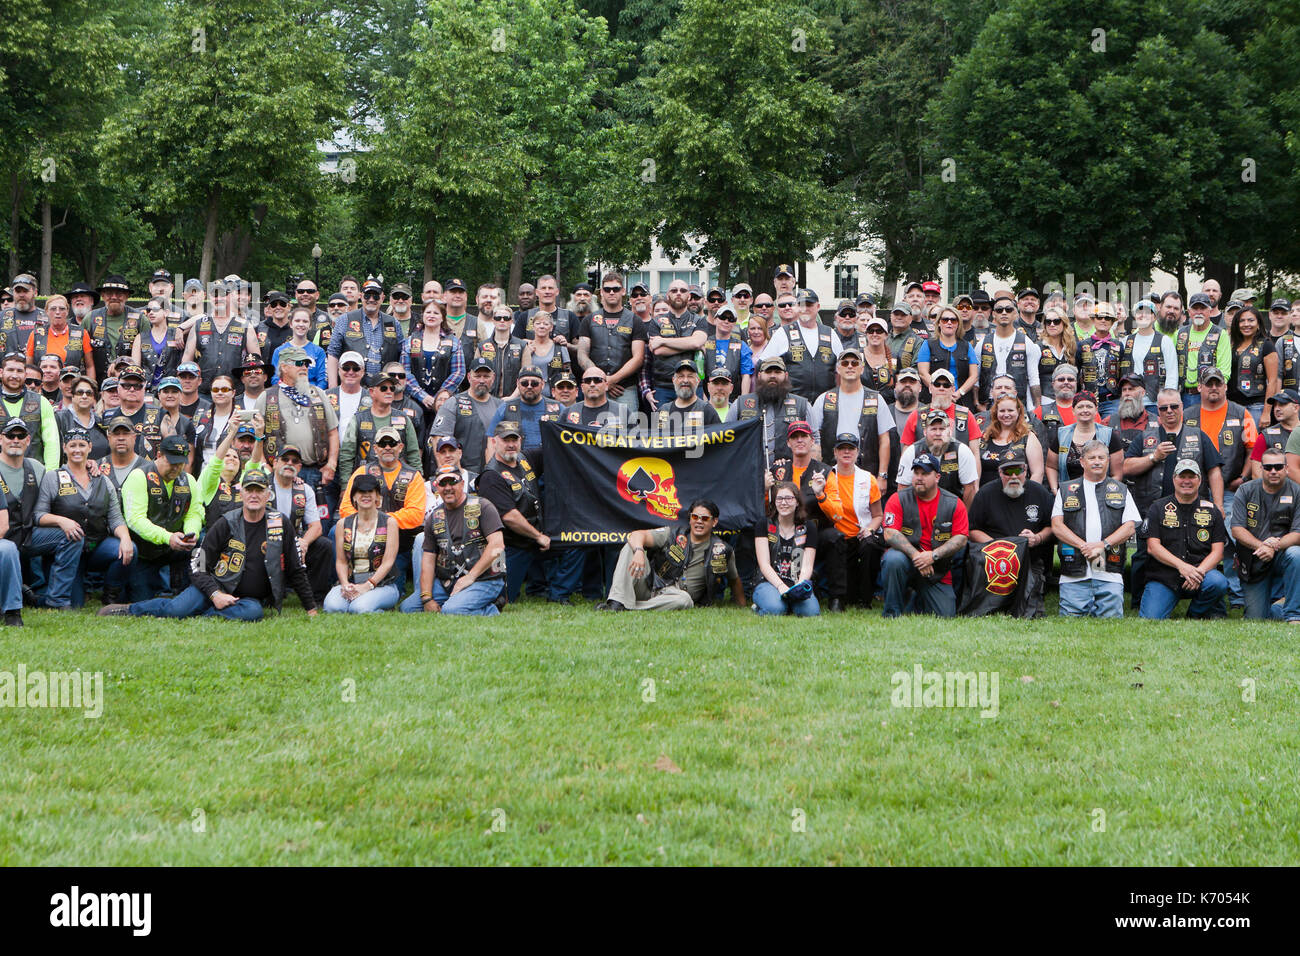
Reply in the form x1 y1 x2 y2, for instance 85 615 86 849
1059 577 1125 617
1243 402 1264 428
323 582 399 613
1098 398 1118 421
1222 488 1241 604
880 549 956 617
504 544 584 602
0 539 22 612
25 527 85 607
1181 392 1201 410
1242 546 1300 621
130 583 264 620
71 537 126 607
651 386 677 413
753 581 820 616
1138 571 1228 619
127 551 192 602
400 577 504 615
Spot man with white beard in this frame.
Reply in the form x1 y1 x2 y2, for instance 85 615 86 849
968 451 1055 617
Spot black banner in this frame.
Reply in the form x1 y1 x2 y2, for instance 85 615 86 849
959 536 1043 618
540 418 765 544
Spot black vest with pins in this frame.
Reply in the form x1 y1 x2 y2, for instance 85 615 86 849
651 526 733 606
213 512 287 609
1057 477 1130 576
895 486 960 574
818 388 883 473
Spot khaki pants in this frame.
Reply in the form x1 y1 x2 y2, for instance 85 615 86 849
607 543 694 610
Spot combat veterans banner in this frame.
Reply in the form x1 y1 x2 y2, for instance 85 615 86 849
540 418 765 544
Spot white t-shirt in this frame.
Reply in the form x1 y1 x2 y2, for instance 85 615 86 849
274 481 320 528
1052 479 1140 583
991 331 1042 391
336 388 363 429
1125 332 1179 390
896 443 978 487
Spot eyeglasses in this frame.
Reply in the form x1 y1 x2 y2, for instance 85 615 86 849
391 293 410 301
3 432 27 440
376 438 399 448
839 359 861 367
1045 318 1064 325
866 328 885 334
25 378 40 387
363 292 381 299
73 388 95 397
838 310 856 318
437 477 461 487
1157 404 1181 412
294 360 312 367
211 386 233 393
295 287 315 295
386 373 406 380
993 306 1017 314
519 378 542 387
753 302 773 309
707 296 724 303
1262 463 1286 472
601 287 622 294
733 292 752 299
774 495 798 503
1000 465 1025 477
777 302 796 309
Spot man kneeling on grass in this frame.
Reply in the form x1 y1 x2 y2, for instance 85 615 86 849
100 465 318 620
596 498 746 611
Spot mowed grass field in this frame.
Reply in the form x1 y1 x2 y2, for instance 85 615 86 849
1 601 1296 865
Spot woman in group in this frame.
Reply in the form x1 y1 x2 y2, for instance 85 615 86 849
54 376 108 461
519 311 571 395
27 294 94 378
917 307 977 410
195 374 238 471
860 316 896 400
978 395 1044 485
1047 391 1124 491
747 314 771 360
130 297 184 391
1228 306 1278 427
325 473 400 613
402 299 464 420
752 481 820 617
1037 307 1077 405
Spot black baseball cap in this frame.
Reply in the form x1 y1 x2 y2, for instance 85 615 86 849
911 452 941 473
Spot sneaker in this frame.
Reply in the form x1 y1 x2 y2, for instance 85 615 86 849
4 611 22 627
97 604 132 616
595 600 626 612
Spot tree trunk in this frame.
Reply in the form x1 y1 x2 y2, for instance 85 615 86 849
424 227 435 286
199 187 222 285
40 199 52 294
1201 257 1236 301
86 229 98 284
8 171 23 280
1175 251 1186 306
507 236 527 303
717 240 731 295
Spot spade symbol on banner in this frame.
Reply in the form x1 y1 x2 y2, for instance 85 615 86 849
626 467 655 497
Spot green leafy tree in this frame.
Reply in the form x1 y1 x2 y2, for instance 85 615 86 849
642 0 841 288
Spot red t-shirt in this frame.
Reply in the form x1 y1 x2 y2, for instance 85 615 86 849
901 405 983 445
883 490 970 585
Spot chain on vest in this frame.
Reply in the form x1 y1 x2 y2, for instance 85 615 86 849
214 512 287 608
819 388 881 473
895 486 960 574
651 526 732 606
1078 338 1120 399
1056 477 1128 576
340 513 393 585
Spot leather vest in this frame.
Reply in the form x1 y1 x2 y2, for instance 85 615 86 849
0 458 40 544
263 387 330 465
1056 423 1113 485
1119 332 1169 402
440 394 491 472
704 335 746 401
1175 324 1223 386
339 512 394 586
476 337 524 398
651 525 732 606
354 408 413 465
1275 332 1299 390
895 486 960 574
194 315 254 386
134 461 193 560
587 310 636 375
1077 337 1120 400
340 312 403 373
1184 403 1247 483
6 390 45 464
1235 478 1300 583
765 521 812 587
31 322 87 371
978 332 1030 406
1057 477 1129 576
911 439 964 496
1145 495 1220 583
363 462 419 516
408 331 456 396
485 454 540 523
48 468 110 542
1257 424 1291 458
819 388 882 473
213 512 287 608
204 475 243 528
428 495 501 585
784 324 837 400
1231 341 1267 398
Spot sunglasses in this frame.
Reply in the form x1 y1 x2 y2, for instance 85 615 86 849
519 378 542 386
211 386 233 393
25 378 40 387
1045 318 1064 325
3 431 27 440
363 292 382 299
582 377 605 384
1262 463 1286 472
753 302 773 308
73 388 96 397
867 328 885 334
707 296 724 303
294 360 312 367
119 383 143 390
437 477 461 487
993 306 1017 314
391 294 410 301
329 303 347 310
839 359 861 367
938 316 958 323
376 438 399 448
733 292 752 299
386 373 406 380
601 286 623 294
777 302 796 309
630 291 648 297
1000 465 1025 476
838 310 856 318
688 513 713 521
1157 404 1181 412
341 365 363 372
295 287 315 294
374 384 396 392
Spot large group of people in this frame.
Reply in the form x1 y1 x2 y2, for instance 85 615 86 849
1 264 1297 624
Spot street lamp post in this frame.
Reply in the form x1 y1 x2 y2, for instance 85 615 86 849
312 243 322 288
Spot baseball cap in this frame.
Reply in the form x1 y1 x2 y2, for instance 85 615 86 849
517 365 544 382
1132 299 1156 313
434 464 463 483
240 464 271 488
495 420 522 438
796 289 819 304
732 282 753 297
361 278 383 293
265 290 290 305
157 376 183 391
865 317 888 332
101 377 120 391
1094 301 1116 319
953 293 974 307
444 277 467 292
553 371 577 388
339 350 365 369
278 345 311 365
1270 298 1291 312
924 408 950 426
1198 365 1226 384
1119 372 1146 388
1173 458 1201 476
833 432 860 448
707 366 732 382
629 282 649 295
911 452 941 473
929 368 955 385
390 282 412 298
758 356 786 372
10 273 36 289
890 300 910 315
774 263 795 278
1188 292 1213 308
374 425 402 444
787 420 813 437
276 444 303 459
855 292 877 307
673 357 700 375
903 281 924 294
234 423 257 438
183 278 204 293
688 284 703 297
106 415 134 432
997 450 1028 471
118 364 146 382
838 347 864 362
1268 389 1299 406
160 435 190 463
59 367 80 381
328 292 349 305
177 362 201 375
715 303 737 321
149 268 173 284
1016 287 1040 300
895 366 921 381
435 435 461 450
470 356 494 373
921 280 941 295
2 417 30 435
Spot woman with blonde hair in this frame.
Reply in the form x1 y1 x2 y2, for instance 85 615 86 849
1038 307 1077 404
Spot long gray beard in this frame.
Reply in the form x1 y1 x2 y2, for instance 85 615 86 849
1118 396 1145 420
1003 482 1025 499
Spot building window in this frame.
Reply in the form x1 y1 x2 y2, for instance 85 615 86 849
947 259 974 298
833 265 858 300
625 270 650 291
658 270 694 293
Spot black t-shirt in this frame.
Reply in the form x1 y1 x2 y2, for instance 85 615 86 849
967 479 1054 564
1140 495 1227 591
752 518 819 586
1125 428 1223 497
423 497 505 581
1062 427 1125 480
476 468 535 548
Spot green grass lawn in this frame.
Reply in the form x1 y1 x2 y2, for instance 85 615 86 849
1 601 1296 865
